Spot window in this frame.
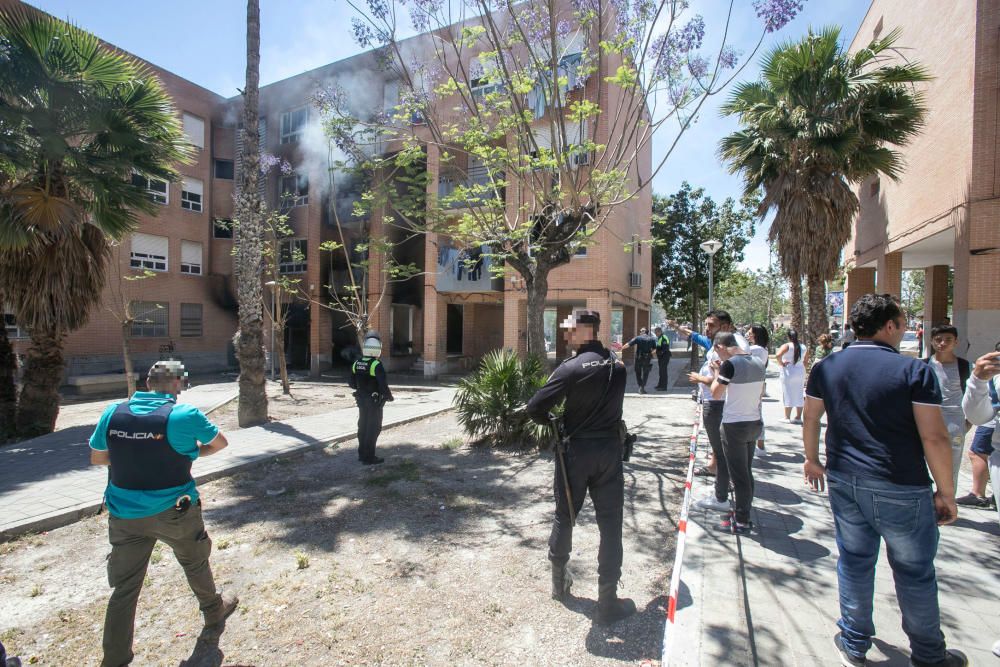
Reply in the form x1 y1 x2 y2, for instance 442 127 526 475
131 174 168 205
182 113 205 149
180 303 203 337
181 177 203 212
180 240 203 275
214 159 234 179
130 233 168 272
3 310 25 339
130 301 168 337
280 173 309 209
212 217 234 239
390 304 414 355
870 177 881 198
280 107 308 144
279 239 307 274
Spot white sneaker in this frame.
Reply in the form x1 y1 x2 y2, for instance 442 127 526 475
694 496 731 512
993 638 1000 658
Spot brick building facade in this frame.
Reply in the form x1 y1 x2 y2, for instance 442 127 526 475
6 2 653 381
844 0 1000 357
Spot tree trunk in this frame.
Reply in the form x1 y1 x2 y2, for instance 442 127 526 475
807 272 828 347
121 323 137 398
524 268 548 359
234 0 268 427
276 319 290 395
15 326 64 438
789 275 804 333
0 325 17 442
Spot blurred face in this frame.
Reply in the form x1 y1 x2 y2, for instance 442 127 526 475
148 376 184 396
703 316 721 338
932 333 957 355
654 327 662 337
564 323 597 350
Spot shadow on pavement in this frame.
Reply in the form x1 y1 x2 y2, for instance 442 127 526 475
584 594 668 662
0 425 95 493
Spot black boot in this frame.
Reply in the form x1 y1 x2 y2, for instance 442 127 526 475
596 583 636 625
551 563 573 601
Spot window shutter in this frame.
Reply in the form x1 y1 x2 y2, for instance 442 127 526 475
183 113 205 148
181 240 202 266
182 177 203 196
132 233 168 258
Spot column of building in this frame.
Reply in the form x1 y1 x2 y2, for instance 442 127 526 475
422 144 448 376
844 266 875 317
876 251 902 298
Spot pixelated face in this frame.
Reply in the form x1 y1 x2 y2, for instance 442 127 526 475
147 361 187 395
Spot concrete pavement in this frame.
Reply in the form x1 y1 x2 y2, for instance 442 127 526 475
671 372 1000 666
0 387 456 539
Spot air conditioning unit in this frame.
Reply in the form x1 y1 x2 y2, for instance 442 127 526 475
629 272 642 288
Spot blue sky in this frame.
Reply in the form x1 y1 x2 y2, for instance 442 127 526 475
30 0 873 269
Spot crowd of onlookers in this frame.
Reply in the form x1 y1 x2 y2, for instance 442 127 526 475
666 293 1000 666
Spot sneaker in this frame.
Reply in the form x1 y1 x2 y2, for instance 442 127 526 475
731 521 752 535
834 632 867 667
693 466 716 477
694 496 730 512
909 649 968 667
955 493 993 509
362 456 385 465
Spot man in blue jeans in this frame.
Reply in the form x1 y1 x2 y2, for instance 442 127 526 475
802 294 966 667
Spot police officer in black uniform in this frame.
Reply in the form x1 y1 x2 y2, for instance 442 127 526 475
653 326 672 391
350 331 393 465
621 327 657 393
526 310 636 626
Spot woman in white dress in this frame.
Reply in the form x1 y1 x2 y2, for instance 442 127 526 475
748 325 771 450
776 329 809 422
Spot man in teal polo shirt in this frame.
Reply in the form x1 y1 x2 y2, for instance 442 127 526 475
89 360 238 667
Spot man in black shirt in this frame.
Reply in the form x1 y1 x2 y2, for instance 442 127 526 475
527 310 636 625
653 326 672 390
621 327 657 393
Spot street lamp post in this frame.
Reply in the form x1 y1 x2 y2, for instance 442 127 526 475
264 280 277 381
699 240 723 312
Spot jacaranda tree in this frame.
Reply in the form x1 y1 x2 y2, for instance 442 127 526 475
333 0 807 357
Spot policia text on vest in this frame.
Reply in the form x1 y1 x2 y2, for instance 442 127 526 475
88 361 237 667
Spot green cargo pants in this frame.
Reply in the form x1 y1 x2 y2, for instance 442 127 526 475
101 501 223 667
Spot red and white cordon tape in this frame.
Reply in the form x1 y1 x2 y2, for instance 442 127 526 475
660 404 703 666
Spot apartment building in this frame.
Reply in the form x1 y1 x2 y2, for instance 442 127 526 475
843 0 1000 357
7 2 653 382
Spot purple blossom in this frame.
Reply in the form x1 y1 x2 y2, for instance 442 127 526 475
719 45 741 70
351 18 374 48
687 55 708 79
753 0 804 33
366 0 389 20
260 153 292 176
676 15 704 52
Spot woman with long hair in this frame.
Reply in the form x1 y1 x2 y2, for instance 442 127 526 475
776 329 809 422
748 325 771 449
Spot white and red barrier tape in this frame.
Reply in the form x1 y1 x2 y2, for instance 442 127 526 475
660 404 703 666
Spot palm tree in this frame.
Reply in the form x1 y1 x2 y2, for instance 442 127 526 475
232 0 268 426
0 7 190 436
719 26 928 344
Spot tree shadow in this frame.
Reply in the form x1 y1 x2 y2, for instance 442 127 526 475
0 425 96 492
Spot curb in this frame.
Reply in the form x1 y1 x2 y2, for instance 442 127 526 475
0 404 454 541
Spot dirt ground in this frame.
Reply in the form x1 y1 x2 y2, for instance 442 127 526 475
0 395 695 666
208 382 360 432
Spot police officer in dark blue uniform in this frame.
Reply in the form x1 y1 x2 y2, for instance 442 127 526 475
89 361 238 667
526 310 636 626
621 327 657 393
350 331 394 465
653 326 672 390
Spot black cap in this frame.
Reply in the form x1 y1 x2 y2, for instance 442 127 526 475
560 310 601 329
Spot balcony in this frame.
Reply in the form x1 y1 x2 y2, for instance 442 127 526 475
437 166 505 210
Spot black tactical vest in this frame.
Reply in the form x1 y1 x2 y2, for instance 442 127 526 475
106 402 193 491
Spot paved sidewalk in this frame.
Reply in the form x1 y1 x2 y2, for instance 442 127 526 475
672 372 1000 666
0 387 455 538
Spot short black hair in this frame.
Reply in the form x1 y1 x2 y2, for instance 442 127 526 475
849 294 903 337
930 324 958 339
706 309 733 326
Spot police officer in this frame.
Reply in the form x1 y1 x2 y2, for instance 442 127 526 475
526 310 636 626
653 326 672 391
350 331 393 465
89 361 238 667
621 326 657 393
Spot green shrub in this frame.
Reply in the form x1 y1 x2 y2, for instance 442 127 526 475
771 326 789 350
454 349 557 448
